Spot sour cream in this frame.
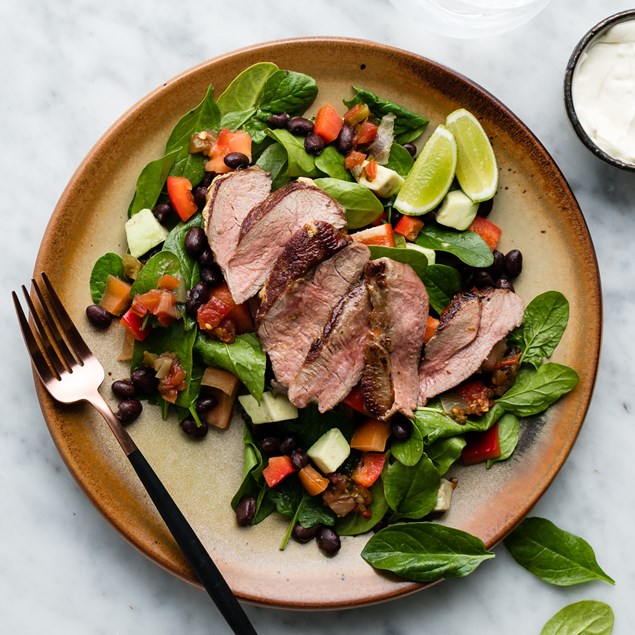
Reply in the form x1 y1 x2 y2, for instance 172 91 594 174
572 20 635 164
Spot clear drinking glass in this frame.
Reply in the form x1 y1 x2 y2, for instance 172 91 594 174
389 0 553 39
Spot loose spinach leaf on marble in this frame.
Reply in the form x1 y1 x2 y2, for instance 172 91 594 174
194 332 266 401
336 480 389 536
217 62 279 120
421 264 462 314
508 291 570 368
314 145 354 182
383 455 440 520
314 177 383 228
130 251 180 296
497 363 579 417
385 143 414 177
266 128 320 178
128 151 178 217
540 601 614 635
161 212 204 289
344 87 429 144
486 414 520 468
417 224 494 268
361 522 494 582
89 253 124 303
504 517 614 586
368 245 429 279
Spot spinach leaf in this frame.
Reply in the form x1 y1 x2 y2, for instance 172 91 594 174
255 142 290 190
314 145 354 181
412 405 503 444
336 480 389 536
313 177 383 228
383 455 440 520
391 421 424 466
426 436 466 475
422 264 462 314
268 478 303 517
361 522 494 582
130 251 180 295
129 151 178 217
508 291 570 368
89 253 124 303
283 404 354 449
194 332 266 401
497 363 579 417
385 143 414 177
298 496 335 528
504 517 614 586
344 87 428 144
486 413 520 468
416 224 494 268
217 62 279 118
259 69 318 117
161 212 204 289
266 128 320 178
540 601 614 635
368 245 429 279
166 84 221 186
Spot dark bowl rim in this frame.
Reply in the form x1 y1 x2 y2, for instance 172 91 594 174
564 8 635 172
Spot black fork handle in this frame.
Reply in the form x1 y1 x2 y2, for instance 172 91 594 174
127 449 257 635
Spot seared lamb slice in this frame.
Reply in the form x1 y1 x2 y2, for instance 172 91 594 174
361 258 429 419
418 288 524 404
257 221 351 319
257 243 370 386
288 282 371 413
227 181 347 303
202 167 272 273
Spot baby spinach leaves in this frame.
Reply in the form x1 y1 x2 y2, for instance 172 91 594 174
130 251 180 296
417 224 494 268
161 212 204 290
486 413 519 468
368 245 429 279
504 517 614 586
336 481 389 536
259 69 318 118
384 455 440 520
540 601 614 635
217 62 279 120
421 264 462 314
89 253 124 303
255 142 290 190
361 522 494 582
266 128 320 177
314 146 354 182
314 178 383 228
129 151 178 217
385 143 414 177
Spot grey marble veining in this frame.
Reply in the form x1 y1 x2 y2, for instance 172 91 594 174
2 0 635 633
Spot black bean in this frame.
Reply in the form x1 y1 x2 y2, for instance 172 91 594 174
495 277 515 292
193 186 208 208
130 367 158 394
390 210 403 228
390 418 411 442
199 171 215 188
462 270 474 290
267 112 290 129
317 527 341 555
86 304 112 329
261 437 280 456
304 132 325 156
195 395 218 415
477 198 494 217
115 399 142 424
287 116 314 136
185 281 211 316
486 250 505 277
291 448 309 471
180 416 208 438
235 495 257 526
403 142 417 157
111 379 136 399
198 247 215 268
504 249 523 279
279 436 298 455
184 227 207 258
224 152 250 169
152 202 173 224
292 523 321 543
336 122 355 154
200 264 222 287
473 269 495 289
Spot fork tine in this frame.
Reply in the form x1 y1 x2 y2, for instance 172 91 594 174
12 290 57 385
40 272 94 362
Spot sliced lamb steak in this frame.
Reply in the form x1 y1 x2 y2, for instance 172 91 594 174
361 258 429 419
418 288 524 404
287 282 371 413
256 243 370 386
227 180 347 303
202 167 272 274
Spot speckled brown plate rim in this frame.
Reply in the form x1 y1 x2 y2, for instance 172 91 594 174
33 37 601 609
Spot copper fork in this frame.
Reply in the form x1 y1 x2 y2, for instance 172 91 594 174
13 272 257 635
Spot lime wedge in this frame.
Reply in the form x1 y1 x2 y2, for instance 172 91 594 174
394 124 457 216
445 108 498 202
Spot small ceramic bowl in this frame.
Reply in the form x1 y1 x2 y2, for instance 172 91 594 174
564 9 635 172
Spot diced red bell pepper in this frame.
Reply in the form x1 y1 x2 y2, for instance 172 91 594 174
351 452 386 488
197 296 233 333
314 104 344 143
167 176 198 222
210 282 254 334
394 215 425 242
345 150 367 170
468 216 502 251
364 159 378 181
344 103 371 126
263 455 295 488
351 223 396 248
132 289 180 327
353 121 378 146
120 308 152 341
206 128 252 174
462 423 501 465
343 383 369 415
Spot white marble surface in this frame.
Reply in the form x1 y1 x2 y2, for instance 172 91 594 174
2 0 634 633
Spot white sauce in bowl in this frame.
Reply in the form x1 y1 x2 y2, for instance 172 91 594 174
572 20 635 164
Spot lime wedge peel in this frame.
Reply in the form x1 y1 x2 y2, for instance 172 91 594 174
446 108 498 203
394 124 457 216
